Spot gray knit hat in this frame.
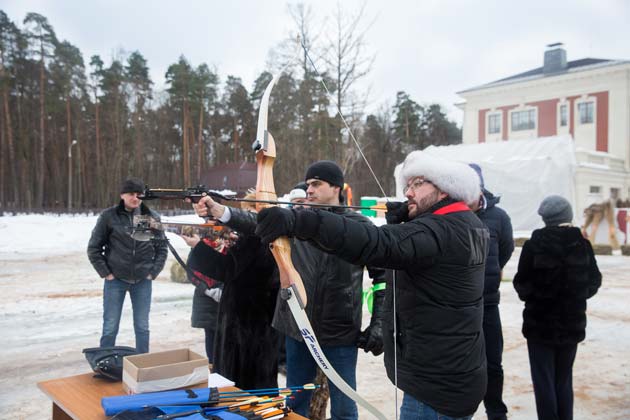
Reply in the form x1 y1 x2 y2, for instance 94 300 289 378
538 195 573 226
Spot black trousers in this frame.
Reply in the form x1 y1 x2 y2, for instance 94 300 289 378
483 305 508 420
527 340 578 420
204 328 215 362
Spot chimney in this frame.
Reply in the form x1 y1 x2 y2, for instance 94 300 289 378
543 43 568 75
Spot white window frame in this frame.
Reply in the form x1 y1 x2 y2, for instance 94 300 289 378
487 112 501 135
576 99 595 125
510 107 537 132
558 103 568 127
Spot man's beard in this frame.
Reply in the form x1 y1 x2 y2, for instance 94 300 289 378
410 189 441 216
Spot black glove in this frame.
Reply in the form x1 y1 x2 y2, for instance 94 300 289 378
385 201 409 224
255 207 296 243
357 289 385 356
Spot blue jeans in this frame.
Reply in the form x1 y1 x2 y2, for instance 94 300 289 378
400 393 473 420
285 336 358 420
100 278 152 353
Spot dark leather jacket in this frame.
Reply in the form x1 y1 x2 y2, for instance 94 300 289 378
226 206 386 346
87 201 167 283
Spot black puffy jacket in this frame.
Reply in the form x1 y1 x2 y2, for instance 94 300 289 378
476 190 514 305
513 226 601 345
292 198 489 417
227 206 386 346
87 201 168 283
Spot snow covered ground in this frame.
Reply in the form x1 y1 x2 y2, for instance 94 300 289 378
0 214 629 419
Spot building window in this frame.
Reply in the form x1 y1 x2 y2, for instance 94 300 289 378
559 104 567 127
578 101 594 124
610 188 620 199
511 109 536 131
589 185 601 194
488 113 501 134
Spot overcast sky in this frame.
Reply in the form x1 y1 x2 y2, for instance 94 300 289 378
2 0 629 123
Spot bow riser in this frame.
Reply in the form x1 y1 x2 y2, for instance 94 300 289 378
255 137 308 307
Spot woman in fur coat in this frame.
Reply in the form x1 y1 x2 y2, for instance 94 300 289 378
513 195 601 420
187 229 280 390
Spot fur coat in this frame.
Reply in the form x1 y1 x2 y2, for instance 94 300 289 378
188 234 280 389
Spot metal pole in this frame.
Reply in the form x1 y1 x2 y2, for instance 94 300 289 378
68 140 77 210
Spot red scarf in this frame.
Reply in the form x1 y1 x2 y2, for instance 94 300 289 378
432 201 470 215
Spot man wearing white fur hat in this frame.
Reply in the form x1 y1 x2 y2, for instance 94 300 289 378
255 151 490 419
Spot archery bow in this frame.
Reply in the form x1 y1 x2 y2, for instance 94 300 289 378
252 73 387 420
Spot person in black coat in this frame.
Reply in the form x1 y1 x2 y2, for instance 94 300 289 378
469 164 514 420
255 151 489 419
194 165 387 420
187 226 280 391
87 177 168 354
513 195 601 420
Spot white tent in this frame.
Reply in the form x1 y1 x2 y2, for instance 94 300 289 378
394 136 577 233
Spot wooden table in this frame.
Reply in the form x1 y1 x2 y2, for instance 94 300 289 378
38 372 307 419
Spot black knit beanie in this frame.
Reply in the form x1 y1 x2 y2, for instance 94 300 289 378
304 161 344 188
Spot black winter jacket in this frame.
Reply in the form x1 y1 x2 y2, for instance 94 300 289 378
513 226 601 345
227 206 386 346
476 191 514 305
186 246 223 330
187 235 280 390
190 285 220 330
87 201 167 283
292 199 489 417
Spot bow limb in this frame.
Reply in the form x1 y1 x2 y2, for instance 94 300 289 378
253 73 387 420
253 73 307 306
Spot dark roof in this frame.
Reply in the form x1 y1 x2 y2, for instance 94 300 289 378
493 58 612 83
459 57 627 94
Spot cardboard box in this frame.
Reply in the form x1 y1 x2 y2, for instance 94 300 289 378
122 348 208 394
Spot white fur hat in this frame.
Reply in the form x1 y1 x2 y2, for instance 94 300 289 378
398 151 481 205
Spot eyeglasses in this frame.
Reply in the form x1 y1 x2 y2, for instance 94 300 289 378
403 178 432 194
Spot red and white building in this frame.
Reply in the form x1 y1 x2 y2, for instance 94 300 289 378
457 44 630 215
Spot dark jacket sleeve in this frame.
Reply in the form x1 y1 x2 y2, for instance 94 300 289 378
367 266 386 285
295 209 440 270
584 240 602 299
497 210 514 269
225 207 258 235
513 240 533 301
150 227 168 279
87 212 111 278
188 241 232 283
